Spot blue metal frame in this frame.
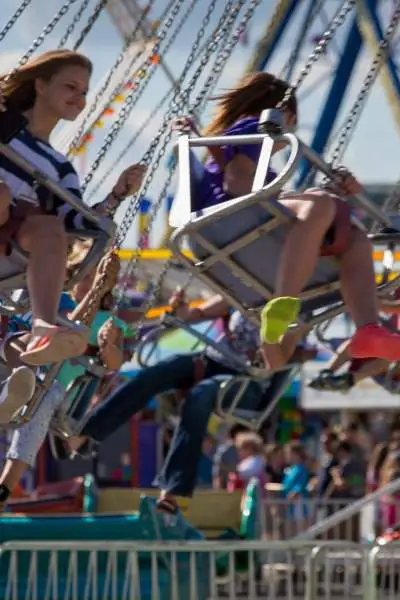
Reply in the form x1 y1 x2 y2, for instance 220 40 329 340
252 0 399 186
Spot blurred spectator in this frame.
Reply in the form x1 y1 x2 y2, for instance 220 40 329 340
313 430 338 498
330 441 366 500
339 421 369 462
197 434 215 488
281 443 310 532
264 443 285 484
227 431 266 492
367 442 389 494
112 452 132 482
380 444 400 528
212 424 249 489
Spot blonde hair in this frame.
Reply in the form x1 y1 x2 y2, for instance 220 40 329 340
236 431 264 455
1 49 92 112
203 72 297 137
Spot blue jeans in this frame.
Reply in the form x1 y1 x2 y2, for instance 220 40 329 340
82 354 263 497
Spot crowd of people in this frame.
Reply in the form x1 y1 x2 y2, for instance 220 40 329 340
170 418 399 540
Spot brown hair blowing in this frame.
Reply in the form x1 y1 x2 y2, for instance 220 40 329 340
0 49 93 112
203 71 297 136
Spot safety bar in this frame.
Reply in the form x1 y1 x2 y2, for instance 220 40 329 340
258 108 391 229
181 130 390 229
216 363 301 431
161 314 253 373
0 143 115 234
135 317 217 369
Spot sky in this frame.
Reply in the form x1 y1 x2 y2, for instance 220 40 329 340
0 0 400 248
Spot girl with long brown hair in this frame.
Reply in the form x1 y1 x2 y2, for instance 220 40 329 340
173 71 400 371
0 49 145 371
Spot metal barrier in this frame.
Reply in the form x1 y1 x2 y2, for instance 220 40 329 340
2 539 400 599
262 495 400 542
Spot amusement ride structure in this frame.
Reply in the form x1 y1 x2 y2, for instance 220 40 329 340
0 2 400 598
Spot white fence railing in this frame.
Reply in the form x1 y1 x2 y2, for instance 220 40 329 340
1 540 400 600
263 491 400 542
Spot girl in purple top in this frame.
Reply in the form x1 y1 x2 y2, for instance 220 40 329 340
173 71 400 371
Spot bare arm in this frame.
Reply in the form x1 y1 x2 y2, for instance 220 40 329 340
223 154 257 197
98 323 124 371
185 295 230 323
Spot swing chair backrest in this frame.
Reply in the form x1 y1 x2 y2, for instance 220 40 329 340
0 142 116 313
169 111 400 328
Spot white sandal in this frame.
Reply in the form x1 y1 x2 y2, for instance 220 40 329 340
0 367 36 425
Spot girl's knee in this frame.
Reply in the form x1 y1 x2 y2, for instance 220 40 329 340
300 190 337 224
18 215 67 252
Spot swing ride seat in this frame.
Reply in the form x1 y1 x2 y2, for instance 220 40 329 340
169 109 400 331
0 141 116 315
135 313 300 430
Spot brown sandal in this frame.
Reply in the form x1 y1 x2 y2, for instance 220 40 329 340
20 326 88 366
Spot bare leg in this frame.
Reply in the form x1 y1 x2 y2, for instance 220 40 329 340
0 382 65 509
339 228 377 328
275 192 337 296
260 192 337 360
0 459 28 509
0 182 11 226
16 215 88 365
261 321 315 371
17 214 68 331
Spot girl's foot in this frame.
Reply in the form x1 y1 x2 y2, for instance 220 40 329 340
20 324 89 366
260 297 301 344
0 366 36 425
349 323 400 362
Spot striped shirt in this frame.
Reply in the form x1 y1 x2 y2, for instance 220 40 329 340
0 128 95 230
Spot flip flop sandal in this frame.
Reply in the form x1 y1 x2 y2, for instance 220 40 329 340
20 326 88 367
260 297 301 344
0 366 36 425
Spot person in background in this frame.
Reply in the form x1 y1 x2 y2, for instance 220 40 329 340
227 431 267 494
379 442 400 530
330 440 366 501
197 434 215 488
213 424 249 489
282 442 310 532
339 421 368 463
112 452 132 482
312 430 338 500
264 443 285 484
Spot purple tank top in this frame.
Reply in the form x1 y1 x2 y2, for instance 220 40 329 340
192 117 277 212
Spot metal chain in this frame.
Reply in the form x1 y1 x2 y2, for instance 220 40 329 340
73 0 108 50
113 2 244 305
80 0 261 324
58 0 91 48
279 0 326 80
276 0 356 110
0 0 33 43
113 0 246 250
5 0 80 81
85 0 216 201
117 0 263 327
85 0 203 200
87 0 241 202
86 86 174 201
80 0 186 190
328 0 400 168
378 174 400 220
67 0 162 154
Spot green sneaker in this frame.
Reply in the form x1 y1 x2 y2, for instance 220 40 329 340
260 297 301 344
